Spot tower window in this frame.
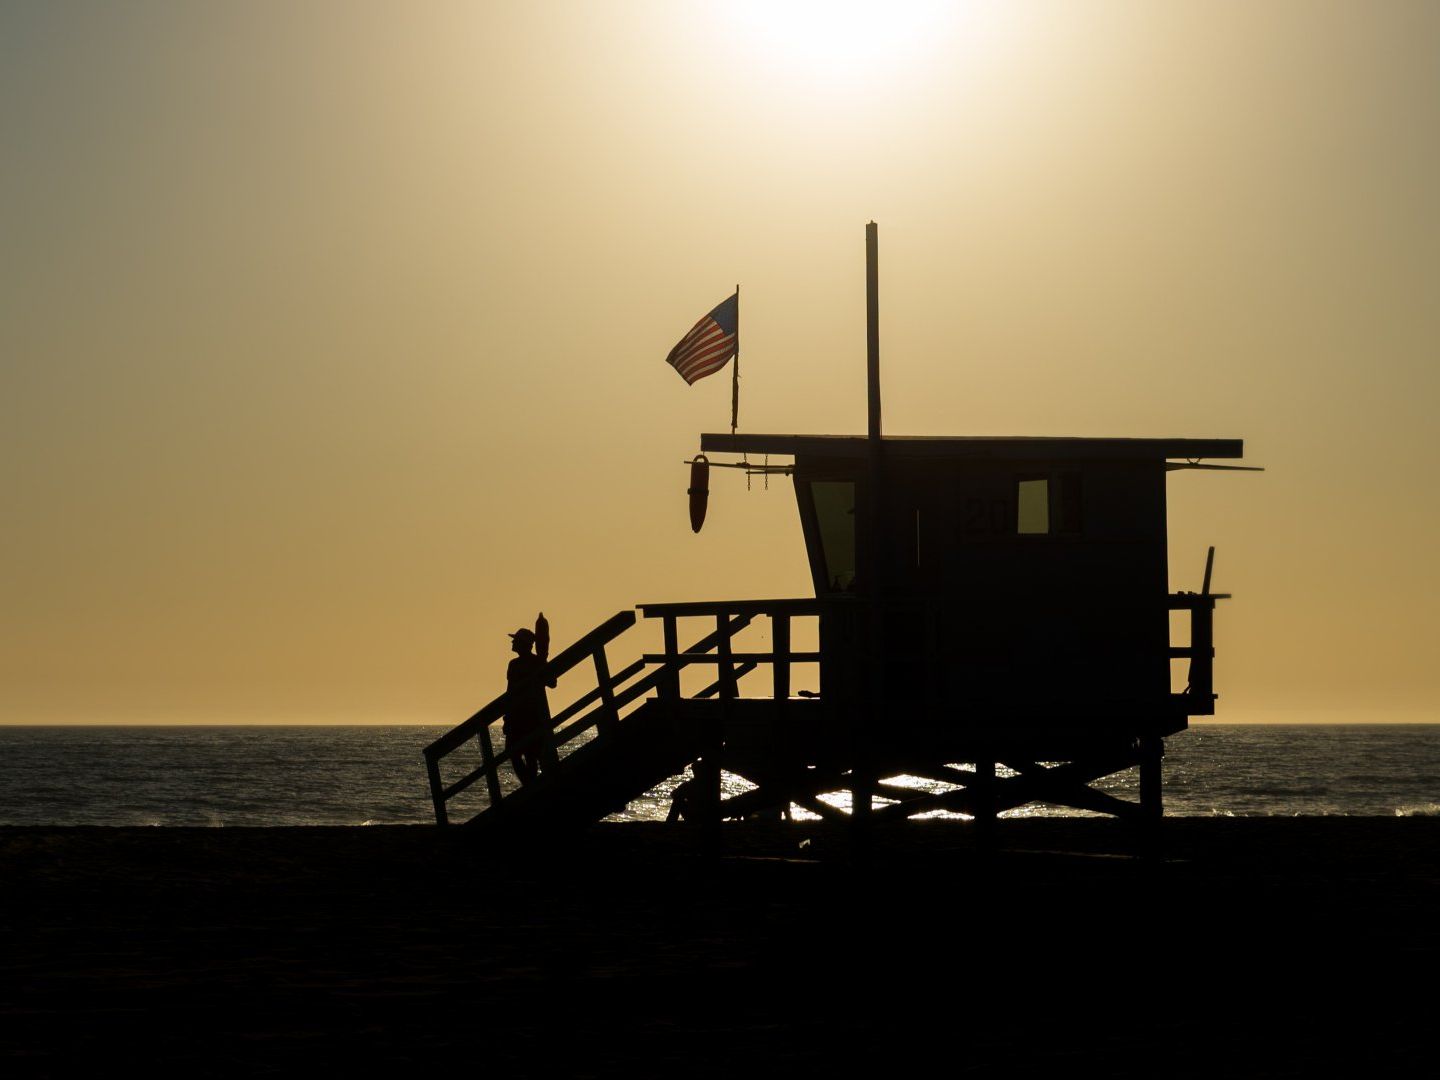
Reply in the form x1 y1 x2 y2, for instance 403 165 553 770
811 481 857 591
1016 478 1049 534
1015 472 1083 535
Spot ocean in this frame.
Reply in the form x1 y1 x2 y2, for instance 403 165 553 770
0 724 1435 827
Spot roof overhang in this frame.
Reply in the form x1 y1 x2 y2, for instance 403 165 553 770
700 434 1244 462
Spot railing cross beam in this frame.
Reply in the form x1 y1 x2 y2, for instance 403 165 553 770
593 644 619 736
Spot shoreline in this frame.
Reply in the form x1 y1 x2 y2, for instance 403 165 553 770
4 819 1436 1073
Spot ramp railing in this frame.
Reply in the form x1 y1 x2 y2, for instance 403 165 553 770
422 609 755 825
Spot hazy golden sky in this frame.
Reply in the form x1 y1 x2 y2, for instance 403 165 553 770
4 1 1438 724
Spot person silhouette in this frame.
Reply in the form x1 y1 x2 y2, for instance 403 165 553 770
504 614 555 784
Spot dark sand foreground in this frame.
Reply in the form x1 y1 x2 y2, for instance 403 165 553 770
2 819 1436 1075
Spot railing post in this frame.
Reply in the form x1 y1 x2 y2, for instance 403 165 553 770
1139 735 1164 820
925 604 940 718
476 723 503 809
662 615 681 699
851 600 879 834
717 612 737 701
593 644 619 736
972 755 996 836
425 751 449 826
772 614 791 701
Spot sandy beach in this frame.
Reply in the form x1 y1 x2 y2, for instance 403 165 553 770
2 819 1435 1075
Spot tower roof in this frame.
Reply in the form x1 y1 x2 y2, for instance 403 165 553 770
700 434 1243 461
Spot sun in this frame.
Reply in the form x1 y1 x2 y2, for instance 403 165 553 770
726 0 960 79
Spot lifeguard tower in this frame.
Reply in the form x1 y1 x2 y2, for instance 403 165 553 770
424 227 1248 831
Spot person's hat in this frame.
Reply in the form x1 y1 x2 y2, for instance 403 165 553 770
509 627 535 646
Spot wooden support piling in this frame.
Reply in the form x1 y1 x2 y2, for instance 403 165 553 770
701 612 734 846
856 221 883 848
973 757 996 832
1140 736 1164 820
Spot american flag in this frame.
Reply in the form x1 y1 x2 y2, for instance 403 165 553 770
665 292 738 385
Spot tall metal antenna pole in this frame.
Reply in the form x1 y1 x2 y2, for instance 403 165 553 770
866 225 881 440
730 283 740 435
864 222 883 589
855 221 883 836
863 223 883 601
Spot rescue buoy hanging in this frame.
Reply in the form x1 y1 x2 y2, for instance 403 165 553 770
687 454 710 533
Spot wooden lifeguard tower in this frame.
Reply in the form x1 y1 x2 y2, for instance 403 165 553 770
424 226 1248 832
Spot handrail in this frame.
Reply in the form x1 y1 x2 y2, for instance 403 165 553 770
638 596 943 618
1167 592 1230 610
639 598 836 618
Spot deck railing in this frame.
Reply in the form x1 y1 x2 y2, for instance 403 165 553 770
642 593 1224 718
1168 590 1226 714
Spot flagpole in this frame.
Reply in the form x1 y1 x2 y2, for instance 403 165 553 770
730 284 740 435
